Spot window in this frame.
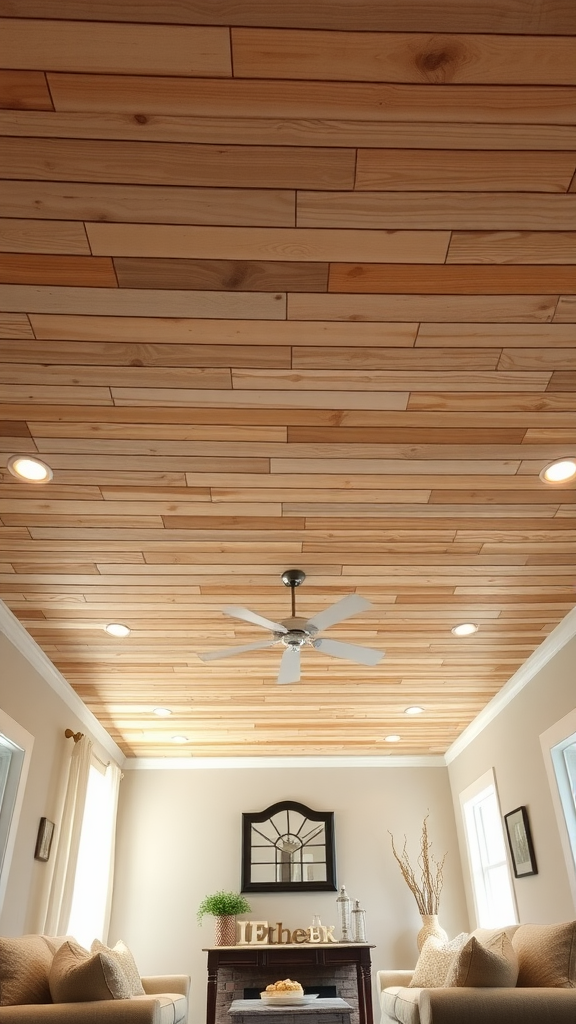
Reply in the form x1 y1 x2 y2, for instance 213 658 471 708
460 769 518 928
540 708 576 906
66 756 120 948
0 709 34 914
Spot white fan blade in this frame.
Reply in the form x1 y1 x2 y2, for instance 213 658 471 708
277 646 301 685
198 639 276 662
313 637 383 666
305 593 372 633
222 605 287 633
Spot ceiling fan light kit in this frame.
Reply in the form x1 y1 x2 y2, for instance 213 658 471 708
198 570 384 685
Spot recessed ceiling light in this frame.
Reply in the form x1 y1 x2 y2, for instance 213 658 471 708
104 622 131 638
451 622 478 637
7 455 53 482
540 459 576 484
385 734 401 743
171 735 189 744
404 706 425 716
153 707 172 717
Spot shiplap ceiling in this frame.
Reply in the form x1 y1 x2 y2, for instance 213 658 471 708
0 1 575 759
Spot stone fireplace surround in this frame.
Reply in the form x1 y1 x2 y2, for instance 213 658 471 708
204 945 374 1024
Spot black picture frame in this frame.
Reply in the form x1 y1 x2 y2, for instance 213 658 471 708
504 805 537 878
34 817 55 862
241 800 336 893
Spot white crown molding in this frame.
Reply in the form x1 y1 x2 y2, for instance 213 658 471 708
125 755 446 770
445 604 576 764
0 598 125 765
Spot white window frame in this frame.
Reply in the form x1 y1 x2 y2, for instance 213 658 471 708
0 708 34 914
540 707 576 911
459 768 518 928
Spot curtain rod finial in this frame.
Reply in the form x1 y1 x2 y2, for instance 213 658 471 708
65 729 84 743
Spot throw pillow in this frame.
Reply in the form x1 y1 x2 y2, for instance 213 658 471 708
409 932 468 988
445 931 519 988
49 940 131 1003
512 920 576 988
91 939 145 996
0 934 55 1005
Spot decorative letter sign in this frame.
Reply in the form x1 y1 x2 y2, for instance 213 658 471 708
237 921 337 944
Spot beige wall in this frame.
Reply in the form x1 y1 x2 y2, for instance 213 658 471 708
110 764 468 1024
0 632 116 936
447 634 576 926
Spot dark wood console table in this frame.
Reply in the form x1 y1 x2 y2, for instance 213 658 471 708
204 945 374 1024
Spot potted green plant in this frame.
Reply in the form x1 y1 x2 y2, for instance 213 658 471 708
197 890 251 946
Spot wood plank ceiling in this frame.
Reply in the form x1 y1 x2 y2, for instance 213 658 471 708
0 1 575 759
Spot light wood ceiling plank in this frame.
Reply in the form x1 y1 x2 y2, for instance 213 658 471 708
0 181 295 227
231 368 551 391
328 265 576 294
0 20 231 77
554 296 576 320
416 323 576 346
355 150 576 192
1 1 574 34
0 313 33 338
297 191 576 230
87 225 450 263
232 28 576 85
2 364 232 389
46 74 576 124
0 137 355 189
0 68 52 109
0 254 117 287
29 316 418 347
2 110 575 150
407 392 575 411
288 294 558 321
113 258 328 292
0 285 286 318
0 341 292 369
0 219 91 255
110 388 410 411
447 231 576 264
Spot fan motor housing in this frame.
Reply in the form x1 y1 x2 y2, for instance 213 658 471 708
275 617 317 648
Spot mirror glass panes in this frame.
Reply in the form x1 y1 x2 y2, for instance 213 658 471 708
242 801 336 892
250 806 327 883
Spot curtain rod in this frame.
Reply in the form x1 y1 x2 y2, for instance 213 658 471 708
64 729 111 771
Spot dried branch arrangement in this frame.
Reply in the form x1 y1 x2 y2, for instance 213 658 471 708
389 815 447 914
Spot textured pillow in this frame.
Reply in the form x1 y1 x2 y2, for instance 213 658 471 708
445 931 519 988
49 940 131 1003
0 934 55 1005
409 933 468 988
91 939 145 996
512 921 576 988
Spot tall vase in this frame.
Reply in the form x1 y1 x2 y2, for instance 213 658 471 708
214 914 236 946
417 914 448 952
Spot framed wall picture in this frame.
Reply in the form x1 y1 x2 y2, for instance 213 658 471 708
34 817 55 862
504 806 537 878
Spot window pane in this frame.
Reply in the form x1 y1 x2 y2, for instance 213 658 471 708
461 776 517 929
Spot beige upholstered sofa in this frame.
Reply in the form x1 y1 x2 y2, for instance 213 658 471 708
0 935 189 1024
378 921 576 1024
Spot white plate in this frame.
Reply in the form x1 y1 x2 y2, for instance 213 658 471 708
259 995 319 1006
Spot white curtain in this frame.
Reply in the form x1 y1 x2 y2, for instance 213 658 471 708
43 734 92 936
101 761 122 943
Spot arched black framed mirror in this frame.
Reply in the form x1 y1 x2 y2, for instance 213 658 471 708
241 800 336 892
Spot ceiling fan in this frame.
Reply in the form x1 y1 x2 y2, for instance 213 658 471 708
197 569 385 684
